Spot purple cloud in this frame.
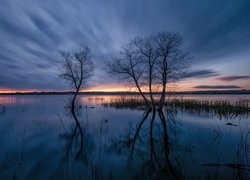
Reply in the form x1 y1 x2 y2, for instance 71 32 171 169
216 76 250 82
194 85 241 89
182 69 219 79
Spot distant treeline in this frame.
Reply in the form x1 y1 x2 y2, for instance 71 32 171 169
0 89 250 95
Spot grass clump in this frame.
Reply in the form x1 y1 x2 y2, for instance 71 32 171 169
102 96 250 117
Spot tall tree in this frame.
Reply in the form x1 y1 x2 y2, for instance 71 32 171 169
106 32 190 109
154 32 190 108
106 43 150 107
59 47 95 148
107 32 190 174
60 47 95 108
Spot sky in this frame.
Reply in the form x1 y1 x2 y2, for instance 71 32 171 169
0 0 250 92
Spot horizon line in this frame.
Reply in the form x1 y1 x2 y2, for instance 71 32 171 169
0 89 249 95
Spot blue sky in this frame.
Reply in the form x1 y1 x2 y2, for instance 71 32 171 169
0 0 250 91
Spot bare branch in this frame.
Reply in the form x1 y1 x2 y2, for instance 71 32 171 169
106 32 191 109
59 48 95 93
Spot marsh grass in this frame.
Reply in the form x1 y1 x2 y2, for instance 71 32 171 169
102 96 250 117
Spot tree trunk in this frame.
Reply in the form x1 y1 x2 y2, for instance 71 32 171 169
133 77 150 107
159 71 167 109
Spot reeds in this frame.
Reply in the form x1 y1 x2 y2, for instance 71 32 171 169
166 98 249 118
102 96 146 110
102 96 250 117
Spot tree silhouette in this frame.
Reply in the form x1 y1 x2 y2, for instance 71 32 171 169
106 32 190 176
59 47 94 155
106 32 190 109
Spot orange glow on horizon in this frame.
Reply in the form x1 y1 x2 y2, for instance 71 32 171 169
83 84 196 92
0 89 67 94
0 82 249 94
0 87 189 93
83 85 132 92
0 89 35 94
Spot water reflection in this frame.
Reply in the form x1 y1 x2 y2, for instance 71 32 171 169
0 95 249 179
126 108 178 179
0 96 33 105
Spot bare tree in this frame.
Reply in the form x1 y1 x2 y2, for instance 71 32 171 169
106 32 190 109
154 32 190 109
59 47 94 152
60 47 95 108
106 32 190 172
133 36 158 106
106 43 151 107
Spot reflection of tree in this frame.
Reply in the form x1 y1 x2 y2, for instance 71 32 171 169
58 109 82 162
59 118 95 179
133 108 178 178
109 108 180 179
61 124 86 162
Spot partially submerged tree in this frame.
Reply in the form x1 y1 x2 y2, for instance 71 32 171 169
106 43 150 106
60 47 95 109
59 47 94 156
154 33 189 108
106 32 190 173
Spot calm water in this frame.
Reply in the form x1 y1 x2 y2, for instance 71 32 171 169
0 95 249 179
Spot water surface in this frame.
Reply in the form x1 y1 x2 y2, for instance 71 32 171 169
0 95 249 179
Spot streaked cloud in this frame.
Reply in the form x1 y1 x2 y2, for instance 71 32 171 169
182 69 219 79
194 85 241 89
216 75 250 82
0 0 250 91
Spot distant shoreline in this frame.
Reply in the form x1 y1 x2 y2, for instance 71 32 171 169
0 90 250 95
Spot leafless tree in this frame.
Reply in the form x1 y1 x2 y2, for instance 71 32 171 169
106 43 151 107
132 36 158 106
60 48 95 106
154 32 190 108
59 47 95 149
106 32 190 109
106 32 190 173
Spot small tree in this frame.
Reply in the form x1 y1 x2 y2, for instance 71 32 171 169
60 47 95 108
59 47 94 149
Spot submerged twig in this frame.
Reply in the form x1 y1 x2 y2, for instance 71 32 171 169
202 163 250 171
0 104 5 115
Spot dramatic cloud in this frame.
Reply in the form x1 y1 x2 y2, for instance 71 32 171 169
194 85 241 89
0 0 250 90
216 75 250 82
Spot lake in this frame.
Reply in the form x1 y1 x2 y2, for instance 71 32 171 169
0 95 249 179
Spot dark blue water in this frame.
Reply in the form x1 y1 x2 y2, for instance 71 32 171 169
0 95 249 179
